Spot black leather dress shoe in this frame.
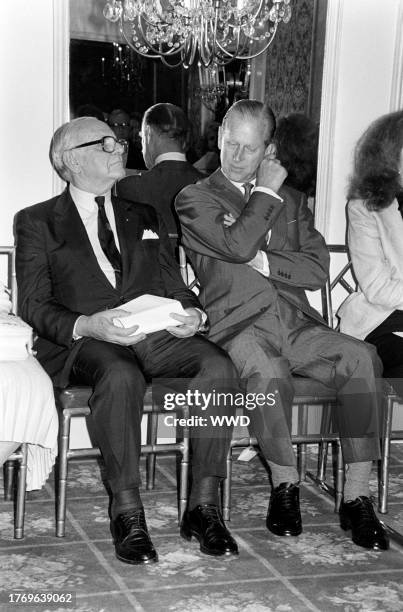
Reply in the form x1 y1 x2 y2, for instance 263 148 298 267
110 508 158 564
339 496 389 550
180 504 239 556
266 482 302 537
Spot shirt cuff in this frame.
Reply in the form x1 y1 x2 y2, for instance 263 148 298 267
195 308 208 332
254 186 284 202
72 315 84 341
260 251 270 277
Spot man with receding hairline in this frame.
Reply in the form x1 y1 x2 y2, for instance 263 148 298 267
176 99 389 551
15 116 241 565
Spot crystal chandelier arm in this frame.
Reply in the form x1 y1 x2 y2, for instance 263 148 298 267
199 15 216 68
219 22 280 62
118 18 162 58
126 15 184 58
160 55 186 69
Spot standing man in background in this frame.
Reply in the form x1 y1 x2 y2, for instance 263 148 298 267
117 103 203 238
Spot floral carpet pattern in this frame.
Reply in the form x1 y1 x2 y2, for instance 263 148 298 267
1 445 403 612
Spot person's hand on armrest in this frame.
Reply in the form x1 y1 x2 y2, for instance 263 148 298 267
75 310 147 345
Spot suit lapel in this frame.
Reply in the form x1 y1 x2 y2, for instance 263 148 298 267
209 169 245 215
53 189 116 291
265 205 287 250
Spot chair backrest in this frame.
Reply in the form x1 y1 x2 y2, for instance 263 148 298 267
0 246 17 314
178 244 200 293
320 244 354 329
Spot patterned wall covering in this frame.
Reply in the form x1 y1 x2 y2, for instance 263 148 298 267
265 0 322 119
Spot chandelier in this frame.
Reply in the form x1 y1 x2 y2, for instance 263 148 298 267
103 0 292 68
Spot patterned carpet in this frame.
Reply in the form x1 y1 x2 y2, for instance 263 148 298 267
1 445 403 612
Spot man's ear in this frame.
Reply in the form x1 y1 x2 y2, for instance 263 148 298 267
145 124 155 145
217 126 223 151
265 142 276 157
63 150 81 175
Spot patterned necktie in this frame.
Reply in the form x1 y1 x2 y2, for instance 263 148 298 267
95 196 122 288
242 182 253 202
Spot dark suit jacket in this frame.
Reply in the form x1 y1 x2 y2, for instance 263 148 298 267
175 169 330 345
15 189 201 386
117 160 204 235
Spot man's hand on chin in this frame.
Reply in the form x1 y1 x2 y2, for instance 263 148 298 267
166 308 203 338
76 310 147 345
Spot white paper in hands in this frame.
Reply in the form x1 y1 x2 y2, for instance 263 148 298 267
111 294 187 335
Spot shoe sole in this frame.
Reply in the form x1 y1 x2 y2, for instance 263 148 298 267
180 528 239 556
340 517 390 550
115 551 159 565
267 524 302 537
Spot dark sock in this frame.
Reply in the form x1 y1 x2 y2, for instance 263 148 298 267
189 476 221 510
268 461 299 489
111 487 142 519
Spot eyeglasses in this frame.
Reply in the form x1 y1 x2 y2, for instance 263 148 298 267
109 122 129 128
67 136 128 154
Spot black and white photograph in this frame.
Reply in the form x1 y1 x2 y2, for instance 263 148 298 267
1 1 403 611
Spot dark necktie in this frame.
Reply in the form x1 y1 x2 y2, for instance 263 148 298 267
242 182 253 202
95 196 122 289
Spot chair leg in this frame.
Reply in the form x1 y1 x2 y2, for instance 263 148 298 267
178 424 190 524
56 411 71 537
297 404 308 481
222 446 233 522
3 459 14 501
317 403 332 482
14 444 28 539
379 395 394 514
334 440 344 512
146 412 158 491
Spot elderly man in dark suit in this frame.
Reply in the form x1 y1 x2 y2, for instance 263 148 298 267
117 103 203 237
176 99 389 551
15 117 240 565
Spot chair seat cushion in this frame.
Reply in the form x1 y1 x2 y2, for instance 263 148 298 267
292 376 336 403
55 385 153 414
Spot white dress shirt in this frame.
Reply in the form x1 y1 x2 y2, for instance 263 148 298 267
69 184 120 288
70 184 121 339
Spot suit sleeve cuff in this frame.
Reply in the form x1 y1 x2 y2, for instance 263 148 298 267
195 308 209 332
260 251 270 277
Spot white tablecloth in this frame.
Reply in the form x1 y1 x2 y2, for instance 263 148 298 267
0 356 58 490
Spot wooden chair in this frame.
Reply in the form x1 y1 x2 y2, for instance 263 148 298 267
1 245 28 538
55 385 190 537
